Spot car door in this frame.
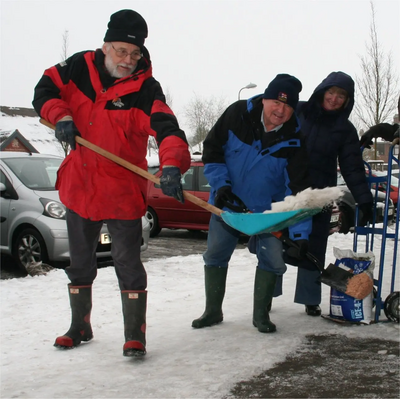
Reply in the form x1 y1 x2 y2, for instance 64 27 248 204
0 169 18 250
192 165 212 225
147 166 197 226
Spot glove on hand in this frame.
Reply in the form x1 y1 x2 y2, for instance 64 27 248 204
214 186 236 210
360 124 397 149
286 239 308 260
55 120 81 150
358 202 374 226
159 166 184 203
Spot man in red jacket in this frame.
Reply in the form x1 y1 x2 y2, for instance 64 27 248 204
33 9 190 357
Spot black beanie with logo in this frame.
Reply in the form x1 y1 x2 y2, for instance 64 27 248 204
263 74 302 109
104 9 148 49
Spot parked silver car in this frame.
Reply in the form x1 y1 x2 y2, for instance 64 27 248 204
0 152 150 271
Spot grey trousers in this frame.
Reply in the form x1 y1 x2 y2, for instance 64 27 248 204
65 209 146 290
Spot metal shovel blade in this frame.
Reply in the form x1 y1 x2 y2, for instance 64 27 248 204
221 208 321 236
320 264 354 294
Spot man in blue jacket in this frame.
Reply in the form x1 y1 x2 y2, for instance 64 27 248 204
192 74 312 333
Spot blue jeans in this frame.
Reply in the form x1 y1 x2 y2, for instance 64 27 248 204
203 214 287 274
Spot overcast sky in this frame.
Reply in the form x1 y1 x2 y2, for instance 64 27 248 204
1 0 399 136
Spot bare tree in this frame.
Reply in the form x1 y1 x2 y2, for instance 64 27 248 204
355 1 399 158
58 30 70 157
146 88 174 156
163 87 173 109
147 136 159 156
60 30 69 62
184 94 227 152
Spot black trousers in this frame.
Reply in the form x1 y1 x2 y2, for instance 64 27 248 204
65 209 146 290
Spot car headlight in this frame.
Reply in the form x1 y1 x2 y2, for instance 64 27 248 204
39 198 66 219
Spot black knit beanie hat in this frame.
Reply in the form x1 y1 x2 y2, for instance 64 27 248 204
104 9 148 48
263 74 302 109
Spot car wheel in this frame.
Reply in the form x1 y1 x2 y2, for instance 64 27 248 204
12 228 49 272
146 208 161 238
338 205 352 234
384 292 400 323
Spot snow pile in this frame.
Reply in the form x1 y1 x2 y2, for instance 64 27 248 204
0 113 64 156
265 187 343 213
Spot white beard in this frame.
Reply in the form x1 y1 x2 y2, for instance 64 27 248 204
104 55 136 78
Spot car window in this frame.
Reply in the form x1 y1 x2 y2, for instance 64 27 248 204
337 171 346 186
148 166 159 175
2 157 62 190
153 166 195 190
373 171 399 188
182 167 194 190
198 166 211 193
0 170 18 199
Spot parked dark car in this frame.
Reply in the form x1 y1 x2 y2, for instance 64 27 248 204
0 152 150 271
335 170 395 234
146 158 340 237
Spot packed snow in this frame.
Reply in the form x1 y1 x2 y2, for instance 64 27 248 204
267 187 343 213
1 225 399 398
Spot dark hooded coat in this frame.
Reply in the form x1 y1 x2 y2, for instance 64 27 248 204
284 71 372 268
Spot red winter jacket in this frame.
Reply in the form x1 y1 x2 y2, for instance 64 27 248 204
33 49 190 220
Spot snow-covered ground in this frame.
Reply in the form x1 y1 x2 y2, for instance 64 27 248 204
1 225 399 399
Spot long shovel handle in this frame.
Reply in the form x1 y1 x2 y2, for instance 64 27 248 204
40 118 223 217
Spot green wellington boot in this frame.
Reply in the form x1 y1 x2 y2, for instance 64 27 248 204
253 268 277 333
192 266 228 328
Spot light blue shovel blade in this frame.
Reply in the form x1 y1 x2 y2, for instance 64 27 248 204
221 208 321 236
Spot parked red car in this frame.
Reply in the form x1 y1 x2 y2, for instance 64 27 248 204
146 160 211 237
366 170 398 208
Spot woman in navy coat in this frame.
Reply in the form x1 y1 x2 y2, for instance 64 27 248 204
278 71 373 315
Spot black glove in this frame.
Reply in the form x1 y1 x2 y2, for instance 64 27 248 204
55 120 81 150
159 166 184 203
358 202 374 226
214 186 235 209
286 239 308 260
360 124 397 149
214 186 249 212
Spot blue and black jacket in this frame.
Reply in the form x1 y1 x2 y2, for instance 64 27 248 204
202 94 312 240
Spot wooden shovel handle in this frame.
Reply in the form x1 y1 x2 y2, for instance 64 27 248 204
40 118 223 217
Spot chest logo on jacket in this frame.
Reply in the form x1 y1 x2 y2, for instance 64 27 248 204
112 97 124 108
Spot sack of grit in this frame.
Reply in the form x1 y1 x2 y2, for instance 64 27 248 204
328 248 375 324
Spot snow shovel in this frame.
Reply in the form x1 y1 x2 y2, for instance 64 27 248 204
40 119 320 235
272 231 373 300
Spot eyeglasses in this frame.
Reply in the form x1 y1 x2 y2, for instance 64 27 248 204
111 43 142 60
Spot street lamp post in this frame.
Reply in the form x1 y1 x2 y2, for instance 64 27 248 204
238 82 257 100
